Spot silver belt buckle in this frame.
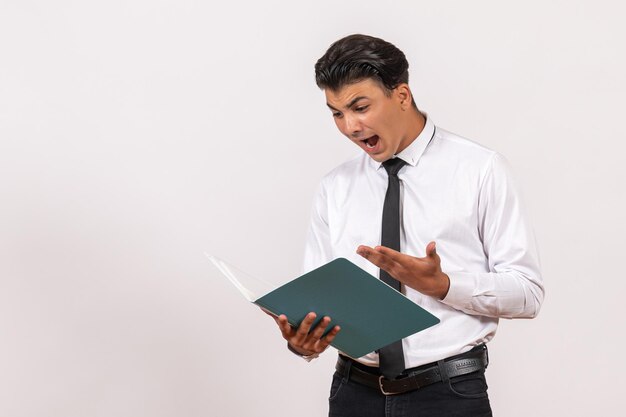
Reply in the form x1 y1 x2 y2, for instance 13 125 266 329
378 375 399 396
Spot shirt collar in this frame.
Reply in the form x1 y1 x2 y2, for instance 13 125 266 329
370 114 436 170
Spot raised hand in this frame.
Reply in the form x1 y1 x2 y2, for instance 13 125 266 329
357 241 450 299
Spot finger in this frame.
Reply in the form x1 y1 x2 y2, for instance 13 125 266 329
357 245 398 272
374 245 408 263
356 245 374 257
426 241 437 258
308 316 331 340
277 314 294 338
292 312 317 344
426 242 442 270
317 325 341 350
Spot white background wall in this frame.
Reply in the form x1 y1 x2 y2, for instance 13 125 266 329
1 1 624 416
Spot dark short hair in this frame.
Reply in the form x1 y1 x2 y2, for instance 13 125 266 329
315 34 412 101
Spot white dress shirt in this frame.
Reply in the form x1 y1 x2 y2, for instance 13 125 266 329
302 116 544 368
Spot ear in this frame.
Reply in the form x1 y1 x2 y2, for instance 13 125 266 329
395 83 412 110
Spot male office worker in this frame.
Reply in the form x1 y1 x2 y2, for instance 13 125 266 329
269 34 544 417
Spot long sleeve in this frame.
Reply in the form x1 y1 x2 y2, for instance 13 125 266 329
441 153 545 319
302 178 334 275
289 179 334 362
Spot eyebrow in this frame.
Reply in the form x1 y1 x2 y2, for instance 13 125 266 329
326 96 369 112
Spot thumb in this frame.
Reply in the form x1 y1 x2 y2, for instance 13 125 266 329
426 241 437 257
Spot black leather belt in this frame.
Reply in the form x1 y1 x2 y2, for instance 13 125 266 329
335 345 488 396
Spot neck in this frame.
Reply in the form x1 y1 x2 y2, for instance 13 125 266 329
397 109 426 153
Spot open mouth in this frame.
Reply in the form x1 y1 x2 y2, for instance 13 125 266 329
361 135 380 149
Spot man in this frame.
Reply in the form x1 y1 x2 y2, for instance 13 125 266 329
269 34 544 416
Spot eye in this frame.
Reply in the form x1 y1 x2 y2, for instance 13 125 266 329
332 112 343 118
355 105 369 113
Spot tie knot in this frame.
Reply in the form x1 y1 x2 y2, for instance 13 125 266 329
382 157 407 176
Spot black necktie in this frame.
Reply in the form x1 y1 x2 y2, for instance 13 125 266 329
378 157 407 380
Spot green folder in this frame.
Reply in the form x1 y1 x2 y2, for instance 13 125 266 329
208 255 440 358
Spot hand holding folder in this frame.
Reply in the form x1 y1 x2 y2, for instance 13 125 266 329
207 255 440 358
265 310 341 357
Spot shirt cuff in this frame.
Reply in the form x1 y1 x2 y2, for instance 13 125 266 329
287 343 319 362
440 271 475 310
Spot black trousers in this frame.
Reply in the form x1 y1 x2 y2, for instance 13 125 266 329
328 364 492 417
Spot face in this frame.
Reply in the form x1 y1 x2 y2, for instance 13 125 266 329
325 78 413 162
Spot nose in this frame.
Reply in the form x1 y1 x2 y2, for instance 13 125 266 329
344 114 362 138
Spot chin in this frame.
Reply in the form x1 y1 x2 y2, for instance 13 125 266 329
369 154 388 163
